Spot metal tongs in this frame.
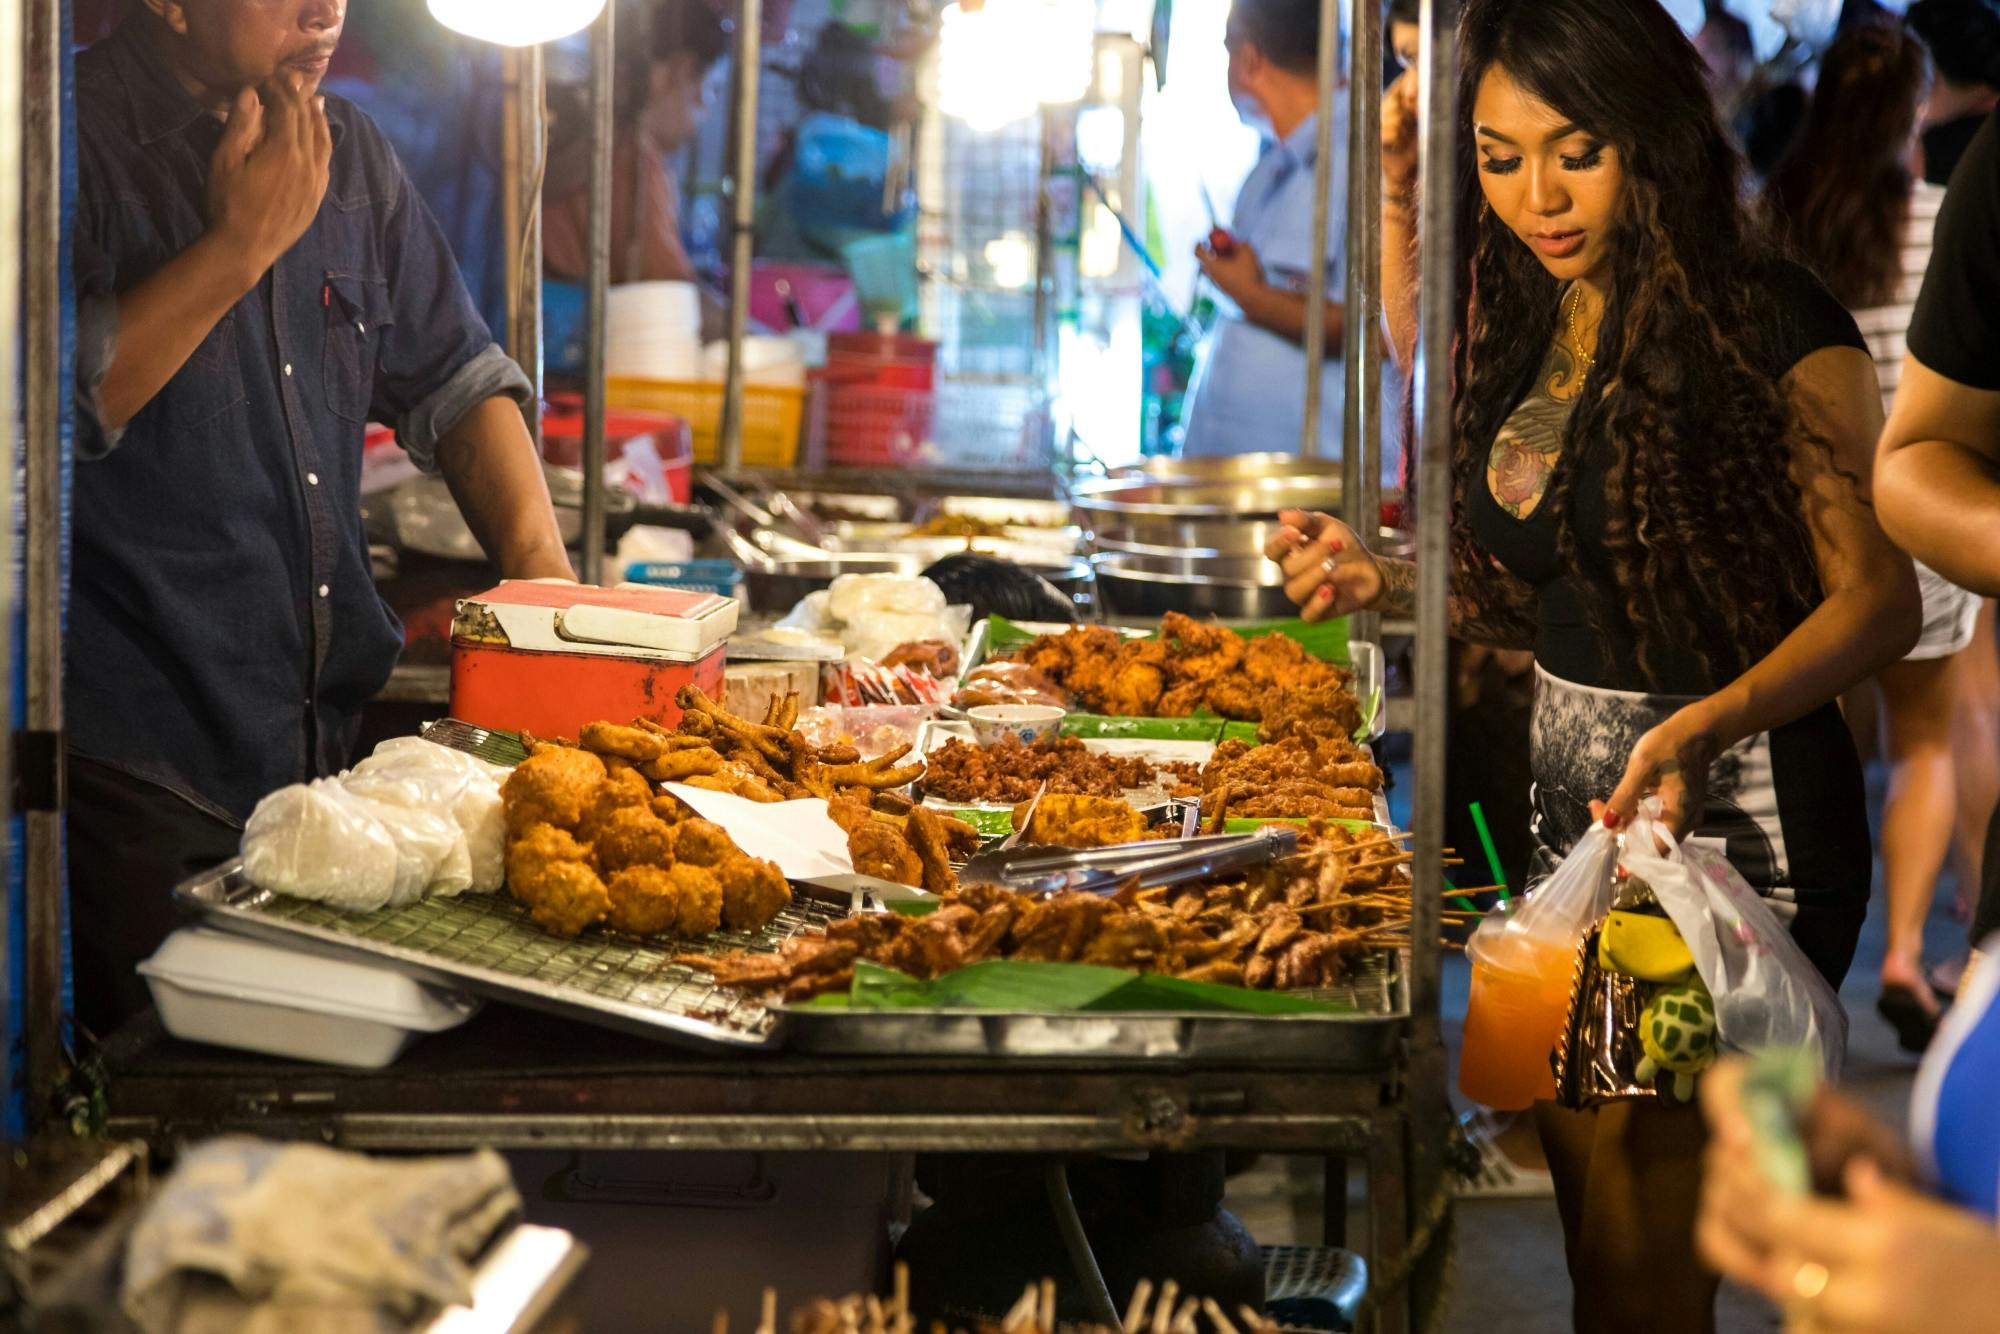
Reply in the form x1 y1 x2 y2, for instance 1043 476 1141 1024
958 826 1301 898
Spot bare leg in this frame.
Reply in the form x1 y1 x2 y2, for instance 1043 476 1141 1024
1877 652 1960 1017
1951 602 2000 915
1535 1099 1718 1334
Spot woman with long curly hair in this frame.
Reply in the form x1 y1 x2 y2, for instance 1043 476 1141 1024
1768 19 1998 1053
1273 0 1919 1328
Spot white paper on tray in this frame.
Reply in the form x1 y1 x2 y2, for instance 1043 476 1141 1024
663 785 855 879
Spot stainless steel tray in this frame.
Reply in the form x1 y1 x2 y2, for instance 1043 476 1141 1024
175 861 846 1051
784 951 1407 1066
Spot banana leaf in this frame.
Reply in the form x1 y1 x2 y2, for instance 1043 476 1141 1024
798 960 1347 1014
1061 714 1225 742
982 614 1349 665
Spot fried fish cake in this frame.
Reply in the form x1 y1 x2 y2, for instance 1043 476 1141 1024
502 746 608 834
592 805 679 874
576 765 656 843
606 863 723 937
506 824 611 936
716 854 791 931
670 817 737 869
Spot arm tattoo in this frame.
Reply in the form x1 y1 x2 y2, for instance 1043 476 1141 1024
1375 556 1538 650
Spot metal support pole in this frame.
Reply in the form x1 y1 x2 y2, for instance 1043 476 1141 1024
0 0 23 1128
503 44 546 448
1405 0 1459 1325
22 0 64 1124
1299 0 1340 459
580 2 615 585
717 0 762 474
1342 0 1384 647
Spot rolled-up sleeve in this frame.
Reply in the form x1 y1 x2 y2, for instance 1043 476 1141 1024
369 140 531 473
72 194 124 461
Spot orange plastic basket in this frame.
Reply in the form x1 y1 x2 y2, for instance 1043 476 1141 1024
606 377 807 468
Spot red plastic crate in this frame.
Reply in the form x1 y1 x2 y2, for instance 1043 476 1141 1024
812 379 939 468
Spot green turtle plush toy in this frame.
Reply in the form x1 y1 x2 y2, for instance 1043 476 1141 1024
1637 980 1718 1101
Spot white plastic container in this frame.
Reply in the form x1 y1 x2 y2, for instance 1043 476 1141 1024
139 928 481 1068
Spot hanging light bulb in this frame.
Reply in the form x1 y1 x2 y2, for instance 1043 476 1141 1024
938 0 1095 130
427 0 610 47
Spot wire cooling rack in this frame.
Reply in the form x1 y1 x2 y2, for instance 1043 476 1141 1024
177 862 846 1049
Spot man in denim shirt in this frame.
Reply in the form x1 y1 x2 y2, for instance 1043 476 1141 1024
71 0 573 1032
1182 0 1347 459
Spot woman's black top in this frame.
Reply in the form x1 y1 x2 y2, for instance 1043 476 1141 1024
1469 260 1867 696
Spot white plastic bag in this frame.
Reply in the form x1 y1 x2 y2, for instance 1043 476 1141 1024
1621 808 1848 1080
341 790 464 906
1504 821 1621 952
346 738 505 895
240 780 400 911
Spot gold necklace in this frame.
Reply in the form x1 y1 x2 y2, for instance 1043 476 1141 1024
1566 285 1597 377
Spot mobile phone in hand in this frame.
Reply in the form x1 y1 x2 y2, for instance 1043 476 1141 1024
1740 1045 1818 1196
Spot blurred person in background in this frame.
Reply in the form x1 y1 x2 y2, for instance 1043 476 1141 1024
543 0 729 297
1767 20 1992 1053
1907 0 2000 183
1695 0 1758 126
1181 0 1348 458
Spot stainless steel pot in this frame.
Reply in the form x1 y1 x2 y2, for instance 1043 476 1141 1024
1072 476 1341 560
1092 551 1297 620
1103 453 1347 483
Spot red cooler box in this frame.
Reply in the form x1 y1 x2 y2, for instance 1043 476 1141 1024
450 581 737 739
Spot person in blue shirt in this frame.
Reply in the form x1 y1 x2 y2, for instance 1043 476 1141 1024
1181 0 1348 460
70 0 574 1034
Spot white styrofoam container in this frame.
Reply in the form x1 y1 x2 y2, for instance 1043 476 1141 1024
139 927 481 1068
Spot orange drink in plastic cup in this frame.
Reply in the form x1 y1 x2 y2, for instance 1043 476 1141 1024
1458 927 1579 1110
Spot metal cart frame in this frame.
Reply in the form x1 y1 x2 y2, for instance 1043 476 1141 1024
13 0 1463 1326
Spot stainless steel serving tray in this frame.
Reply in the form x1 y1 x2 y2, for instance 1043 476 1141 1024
175 861 847 1051
784 951 1407 1066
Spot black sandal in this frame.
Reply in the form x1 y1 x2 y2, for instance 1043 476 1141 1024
1877 982 1942 1054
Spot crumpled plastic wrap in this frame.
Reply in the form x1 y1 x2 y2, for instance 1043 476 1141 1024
241 738 510 908
346 738 506 896
778 574 972 664
240 780 401 912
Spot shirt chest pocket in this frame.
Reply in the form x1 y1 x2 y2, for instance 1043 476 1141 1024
321 273 395 425
165 311 248 428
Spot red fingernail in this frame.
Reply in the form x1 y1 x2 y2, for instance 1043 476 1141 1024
1316 586 1334 601
1603 809 1621 829
1328 539 1344 552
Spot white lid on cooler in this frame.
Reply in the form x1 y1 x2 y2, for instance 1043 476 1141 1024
458 579 738 661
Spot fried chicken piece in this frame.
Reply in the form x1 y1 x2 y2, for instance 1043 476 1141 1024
1258 681 1363 744
580 721 668 763
717 853 792 931
1155 680 1210 717
1013 793 1151 848
1241 633 1327 690
649 795 687 824
506 823 610 936
1009 892 1114 962
1203 678 1268 722
877 909 974 978
1161 611 1246 682
592 805 679 874
905 805 959 896
502 746 608 834
671 818 738 868
576 765 656 843
606 863 723 936
1078 914 1178 970
848 820 924 887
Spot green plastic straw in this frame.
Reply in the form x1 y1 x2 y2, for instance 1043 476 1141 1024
1470 801 1510 900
